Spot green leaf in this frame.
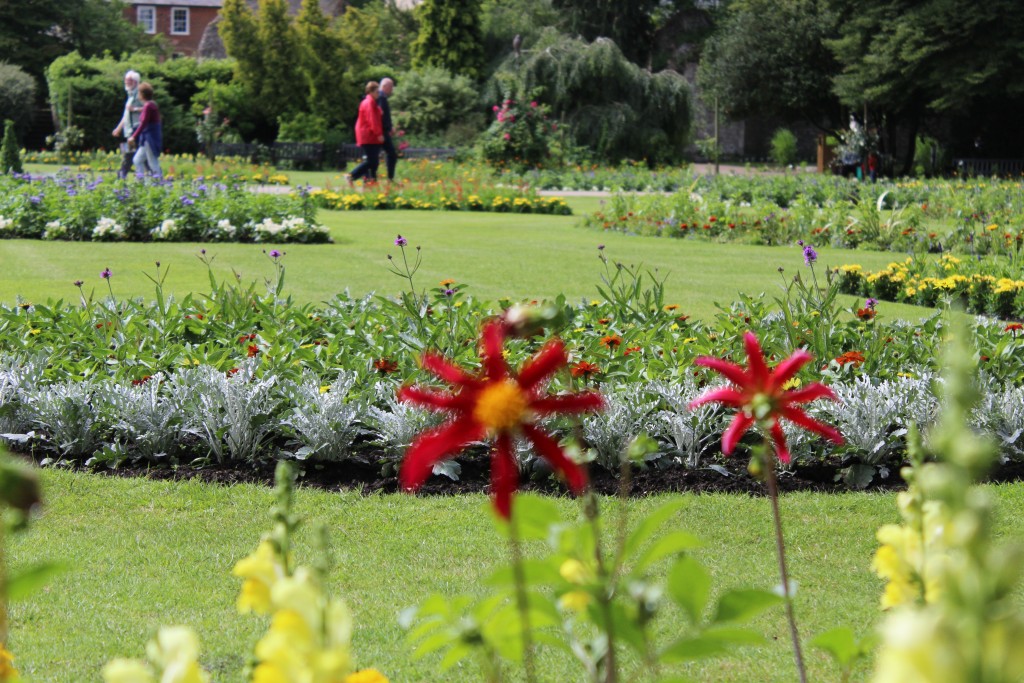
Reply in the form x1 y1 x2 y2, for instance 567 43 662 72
666 555 711 624
712 589 783 624
8 562 63 600
494 494 562 541
810 627 877 668
632 530 703 574
622 500 688 561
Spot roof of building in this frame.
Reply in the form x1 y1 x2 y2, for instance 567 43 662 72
124 0 223 6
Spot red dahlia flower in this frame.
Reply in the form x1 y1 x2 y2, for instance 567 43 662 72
689 332 843 463
399 320 604 517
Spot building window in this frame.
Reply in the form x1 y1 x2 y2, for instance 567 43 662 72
137 6 156 34
171 7 190 35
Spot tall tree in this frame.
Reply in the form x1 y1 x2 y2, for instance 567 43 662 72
698 0 842 129
550 0 660 65
295 0 348 126
412 0 485 79
256 0 306 119
828 0 1024 167
219 0 264 91
0 0 146 82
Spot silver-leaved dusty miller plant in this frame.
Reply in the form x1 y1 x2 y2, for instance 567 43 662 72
282 371 366 462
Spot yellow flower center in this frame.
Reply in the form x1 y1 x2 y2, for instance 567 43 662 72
474 381 529 432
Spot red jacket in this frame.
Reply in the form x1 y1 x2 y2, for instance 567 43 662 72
354 95 383 145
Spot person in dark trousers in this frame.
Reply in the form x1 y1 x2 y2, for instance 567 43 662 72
348 81 384 187
379 77 398 182
112 70 142 179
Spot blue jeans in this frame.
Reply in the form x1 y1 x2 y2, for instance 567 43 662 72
133 143 161 179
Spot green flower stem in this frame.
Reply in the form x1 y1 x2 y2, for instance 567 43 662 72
507 507 536 683
584 492 618 683
760 440 807 683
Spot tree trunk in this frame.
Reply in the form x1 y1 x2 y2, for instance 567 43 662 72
899 113 919 176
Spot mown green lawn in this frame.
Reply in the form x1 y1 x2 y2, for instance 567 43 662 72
11 469 1023 682
0 206 930 322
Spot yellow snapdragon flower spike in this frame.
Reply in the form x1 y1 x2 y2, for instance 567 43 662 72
102 658 154 683
233 541 281 614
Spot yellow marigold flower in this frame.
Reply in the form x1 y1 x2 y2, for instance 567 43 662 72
986 223 998 231
782 378 801 390
839 264 863 273
345 669 390 683
102 657 153 683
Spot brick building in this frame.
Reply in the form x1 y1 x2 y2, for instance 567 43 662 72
122 0 223 58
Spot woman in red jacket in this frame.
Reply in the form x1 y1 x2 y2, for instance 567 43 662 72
348 81 384 186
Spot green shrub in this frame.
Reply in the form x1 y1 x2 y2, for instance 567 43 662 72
0 65 36 140
488 30 691 164
1 120 22 174
476 92 555 169
46 52 235 155
389 67 485 147
276 113 328 143
770 128 799 166
913 134 946 177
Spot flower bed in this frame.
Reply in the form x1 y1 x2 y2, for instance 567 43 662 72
580 177 1024 256
0 172 327 243
306 182 571 215
835 254 1024 318
23 149 291 184
1 250 1022 488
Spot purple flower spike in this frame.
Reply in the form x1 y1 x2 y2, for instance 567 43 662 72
394 235 408 247
100 268 112 280
803 245 818 265
865 297 878 309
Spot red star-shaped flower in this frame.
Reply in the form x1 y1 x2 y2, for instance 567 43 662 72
689 332 843 463
399 320 604 517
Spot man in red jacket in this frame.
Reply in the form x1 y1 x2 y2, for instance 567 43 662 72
348 81 384 187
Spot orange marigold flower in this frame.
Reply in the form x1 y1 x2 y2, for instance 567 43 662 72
374 358 399 373
247 344 260 357
439 278 456 287
1005 323 1024 335
856 307 877 320
623 346 642 356
835 351 866 366
598 318 612 325
600 334 622 349
570 361 601 378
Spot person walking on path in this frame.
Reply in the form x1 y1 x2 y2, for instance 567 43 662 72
112 70 142 179
379 77 398 182
348 81 384 187
128 82 163 179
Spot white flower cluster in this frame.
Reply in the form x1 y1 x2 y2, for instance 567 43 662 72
253 216 328 243
93 217 126 240
213 219 236 240
151 219 178 241
43 220 67 240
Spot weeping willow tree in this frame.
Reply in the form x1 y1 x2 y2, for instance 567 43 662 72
489 29 691 164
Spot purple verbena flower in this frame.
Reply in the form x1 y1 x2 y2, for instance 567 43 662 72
865 298 878 309
803 245 818 265
180 196 195 206
444 289 455 297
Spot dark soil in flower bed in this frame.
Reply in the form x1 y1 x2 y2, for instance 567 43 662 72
72 452 1024 498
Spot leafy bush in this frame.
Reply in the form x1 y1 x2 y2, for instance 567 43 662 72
0 64 36 139
476 94 555 169
46 52 234 154
488 29 691 164
1 120 22 174
914 134 946 177
389 67 485 147
770 128 799 166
